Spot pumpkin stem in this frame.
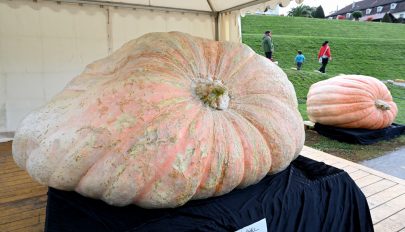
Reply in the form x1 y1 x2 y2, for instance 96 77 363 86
194 79 230 110
375 100 391 111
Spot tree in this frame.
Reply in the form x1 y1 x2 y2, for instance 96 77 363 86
352 11 363 21
287 5 314 17
312 5 325 18
382 13 393 23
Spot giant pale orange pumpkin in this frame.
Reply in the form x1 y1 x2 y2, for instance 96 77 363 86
12 32 304 208
307 75 397 129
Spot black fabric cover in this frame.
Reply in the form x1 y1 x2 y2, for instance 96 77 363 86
314 123 405 145
45 156 374 232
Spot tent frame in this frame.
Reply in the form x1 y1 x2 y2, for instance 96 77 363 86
44 0 273 40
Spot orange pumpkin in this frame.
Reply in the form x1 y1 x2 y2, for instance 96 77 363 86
307 75 397 129
12 32 304 208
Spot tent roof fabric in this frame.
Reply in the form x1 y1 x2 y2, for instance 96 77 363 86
53 0 303 14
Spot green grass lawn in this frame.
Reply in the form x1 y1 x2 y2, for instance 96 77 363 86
241 15 405 161
242 16 405 80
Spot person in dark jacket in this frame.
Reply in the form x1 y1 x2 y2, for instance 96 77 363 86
262 30 274 60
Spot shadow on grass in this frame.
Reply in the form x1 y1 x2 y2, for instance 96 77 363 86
304 130 405 163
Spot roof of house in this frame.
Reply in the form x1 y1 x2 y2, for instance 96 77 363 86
327 0 405 17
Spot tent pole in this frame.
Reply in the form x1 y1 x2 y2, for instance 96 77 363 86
206 0 219 41
214 13 219 41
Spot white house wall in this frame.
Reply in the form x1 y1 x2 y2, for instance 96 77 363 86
0 0 215 132
393 11 405 18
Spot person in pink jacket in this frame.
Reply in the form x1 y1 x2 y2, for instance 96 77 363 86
318 41 332 73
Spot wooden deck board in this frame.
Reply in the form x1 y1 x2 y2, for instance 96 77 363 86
1 142 404 232
373 209 405 232
370 194 405 224
355 174 383 188
367 185 405 209
362 179 398 197
349 170 370 180
0 142 47 232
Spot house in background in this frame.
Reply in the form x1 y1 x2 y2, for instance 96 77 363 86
327 0 405 21
255 5 280 16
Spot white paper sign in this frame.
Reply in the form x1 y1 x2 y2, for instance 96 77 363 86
236 218 267 232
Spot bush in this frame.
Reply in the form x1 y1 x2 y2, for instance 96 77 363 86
312 6 325 18
352 11 363 21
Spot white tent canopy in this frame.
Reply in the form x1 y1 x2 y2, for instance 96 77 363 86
58 0 301 13
0 0 303 133
35 0 304 41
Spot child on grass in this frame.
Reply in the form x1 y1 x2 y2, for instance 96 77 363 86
295 50 305 70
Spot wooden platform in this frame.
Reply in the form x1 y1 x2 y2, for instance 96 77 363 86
1 142 404 231
0 142 47 232
301 146 405 232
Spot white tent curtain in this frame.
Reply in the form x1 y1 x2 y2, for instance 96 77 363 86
218 11 241 42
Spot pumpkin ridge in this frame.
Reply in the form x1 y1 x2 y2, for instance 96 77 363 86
231 95 298 113
326 83 377 98
101 154 129 205
236 106 283 172
212 46 225 82
170 33 203 78
212 112 245 195
133 40 193 80
161 33 206 80
223 110 271 187
336 108 379 128
318 106 376 128
193 111 217 199
212 114 234 195
155 110 213 205
231 91 298 108
195 112 225 198
222 112 247 187
212 44 242 83
309 85 375 98
307 102 374 117
340 76 384 98
132 105 204 205
48 127 113 190
221 52 255 86
125 56 191 82
307 96 372 105
232 103 299 173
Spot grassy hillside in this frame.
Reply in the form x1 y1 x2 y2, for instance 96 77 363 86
241 15 405 125
242 16 405 80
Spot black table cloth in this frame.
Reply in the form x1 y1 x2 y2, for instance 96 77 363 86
45 156 374 232
314 123 405 145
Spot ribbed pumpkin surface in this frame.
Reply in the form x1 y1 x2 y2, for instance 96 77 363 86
307 75 397 129
12 32 304 208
